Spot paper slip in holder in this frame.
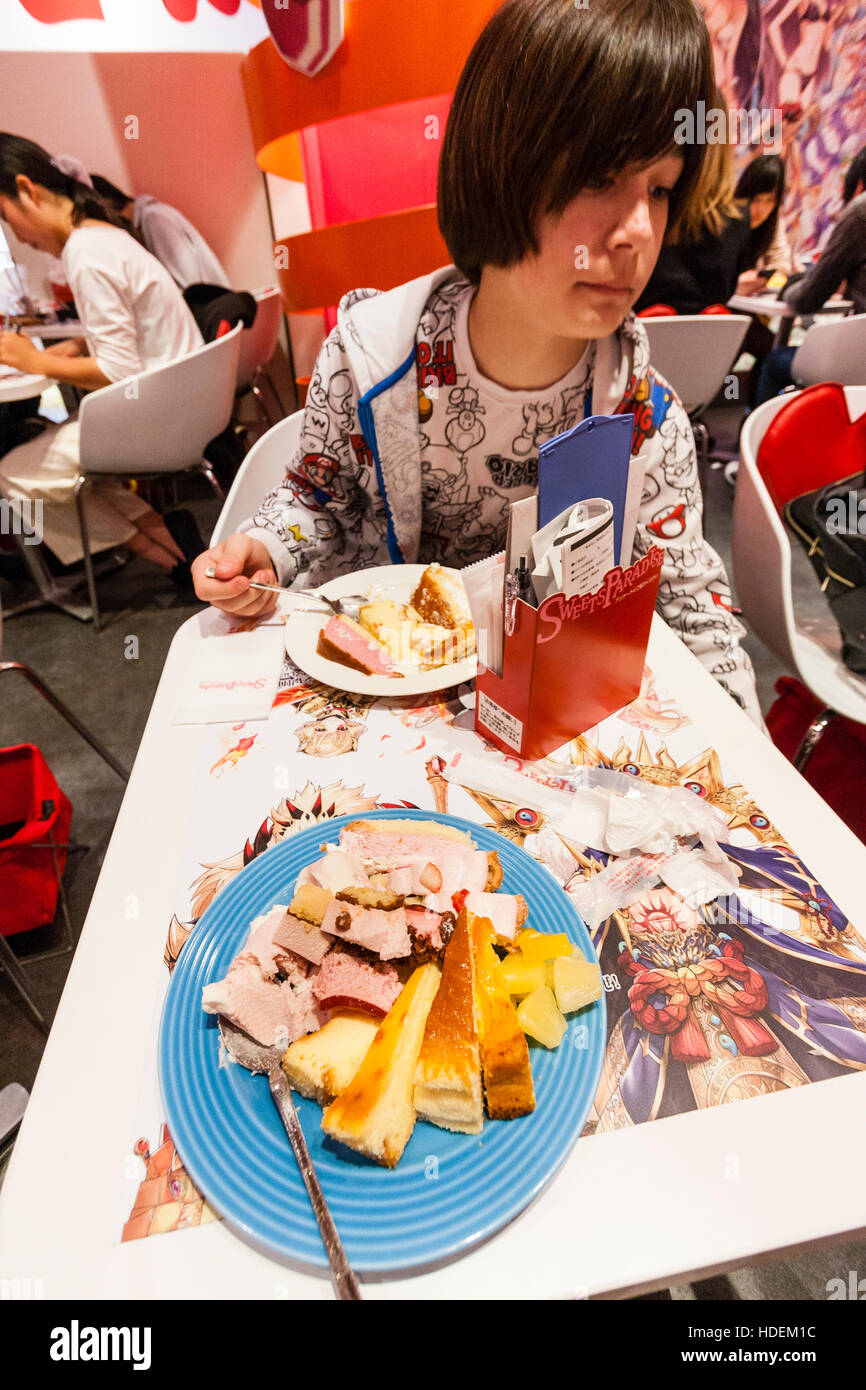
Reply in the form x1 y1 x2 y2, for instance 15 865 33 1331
475 545 664 762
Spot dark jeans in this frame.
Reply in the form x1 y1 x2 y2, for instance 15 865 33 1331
755 346 797 407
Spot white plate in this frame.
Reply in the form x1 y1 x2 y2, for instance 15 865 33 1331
282 564 477 697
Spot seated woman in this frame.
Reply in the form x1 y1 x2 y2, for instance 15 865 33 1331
192 0 761 723
632 128 751 315
755 145 866 405
0 134 204 578
732 152 797 403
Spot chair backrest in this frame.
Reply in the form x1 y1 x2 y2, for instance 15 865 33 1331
237 287 284 389
732 385 866 718
792 312 866 387
640 314 750 413
210 410 303 546
750 381 866 513
78 324 243 476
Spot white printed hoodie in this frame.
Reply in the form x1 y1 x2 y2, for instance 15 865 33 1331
242 266 760 721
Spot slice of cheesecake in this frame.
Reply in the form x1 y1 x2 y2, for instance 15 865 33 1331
470 912 535 1121
414 912 483 1133
321 963 441 1167
282 1011 380 1106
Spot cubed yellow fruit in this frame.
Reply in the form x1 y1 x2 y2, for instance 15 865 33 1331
516 985 567 1048
496 954 547 998
553 953 603 1013
515 929 574 965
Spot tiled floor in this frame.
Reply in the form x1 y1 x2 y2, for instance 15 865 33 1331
0 406 861 1298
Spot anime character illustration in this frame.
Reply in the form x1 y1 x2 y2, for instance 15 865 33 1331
617 668 692 735
697 0 762 107
565 732 865 1123
209 728 258 778
295 707 368 757
121 1126 218 1242
185 779 378 926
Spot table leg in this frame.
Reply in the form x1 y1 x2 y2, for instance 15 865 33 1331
772 316 794 349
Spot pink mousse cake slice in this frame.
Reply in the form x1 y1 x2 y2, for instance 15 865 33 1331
316 615 403 677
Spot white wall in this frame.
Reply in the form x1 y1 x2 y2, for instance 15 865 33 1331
0 49 275 298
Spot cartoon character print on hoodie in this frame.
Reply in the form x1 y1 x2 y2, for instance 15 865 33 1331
242 268 760 722
414 278 598 566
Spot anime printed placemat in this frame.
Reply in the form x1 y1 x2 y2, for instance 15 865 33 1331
122 658 865 1241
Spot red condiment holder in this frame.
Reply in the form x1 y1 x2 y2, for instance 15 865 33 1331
475 546 664 762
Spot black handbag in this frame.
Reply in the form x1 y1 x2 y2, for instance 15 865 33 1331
784 471 866 674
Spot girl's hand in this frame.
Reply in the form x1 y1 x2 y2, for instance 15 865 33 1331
736 271 765 296
0 332 41 374
191 533 279 617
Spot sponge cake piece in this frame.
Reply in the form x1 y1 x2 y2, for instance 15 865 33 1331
470 912 535 1120
282 1011 379 1106
321 963 441 1167
414 913 483 1133
410 563 472 629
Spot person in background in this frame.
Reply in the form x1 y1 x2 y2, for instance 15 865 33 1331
90 175 230 292
0 134 204 580
632 125 751 315
734 152 795 289
732 152 797 404
192 0 761 723
755 144 866 405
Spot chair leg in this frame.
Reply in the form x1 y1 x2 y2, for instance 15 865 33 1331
0 931 48 1034
793 707 836 773
250 369 277 429
73 475 101 630
260 367 286 422
199 462 225 502
0 663 130 781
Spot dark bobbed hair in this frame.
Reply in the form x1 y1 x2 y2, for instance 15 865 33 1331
90 173 133 211
735 153 785 265
438 0 716 285
0 132 121 227
843 147 866 205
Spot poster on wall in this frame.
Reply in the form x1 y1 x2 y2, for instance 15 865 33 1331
696 0 866 250
5 0 269 51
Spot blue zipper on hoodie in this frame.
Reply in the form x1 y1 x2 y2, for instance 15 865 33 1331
357 346 416 565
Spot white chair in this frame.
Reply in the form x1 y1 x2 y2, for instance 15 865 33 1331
236 286 285 428
210 410 302 546
792 313 866 388
731 386 866 764
75 324 243 627
640 314 751 484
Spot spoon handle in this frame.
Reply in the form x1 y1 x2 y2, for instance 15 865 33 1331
269 1066 362 1300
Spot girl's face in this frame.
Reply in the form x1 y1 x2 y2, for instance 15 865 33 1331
0 180 65 255
749 191 778 228
506 151 685 342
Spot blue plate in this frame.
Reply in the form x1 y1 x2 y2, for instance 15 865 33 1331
158 809 605 1274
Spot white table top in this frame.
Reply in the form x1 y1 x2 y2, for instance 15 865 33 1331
727 293 854 318
0 370 50 402
2 612 865 1300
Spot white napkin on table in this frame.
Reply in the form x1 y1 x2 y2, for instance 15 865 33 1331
172 635 283 724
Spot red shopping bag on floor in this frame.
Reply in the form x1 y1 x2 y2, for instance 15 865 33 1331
0 744 72 937
766 678 866 844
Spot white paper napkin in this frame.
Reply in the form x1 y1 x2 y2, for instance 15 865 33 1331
172 635 283 724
